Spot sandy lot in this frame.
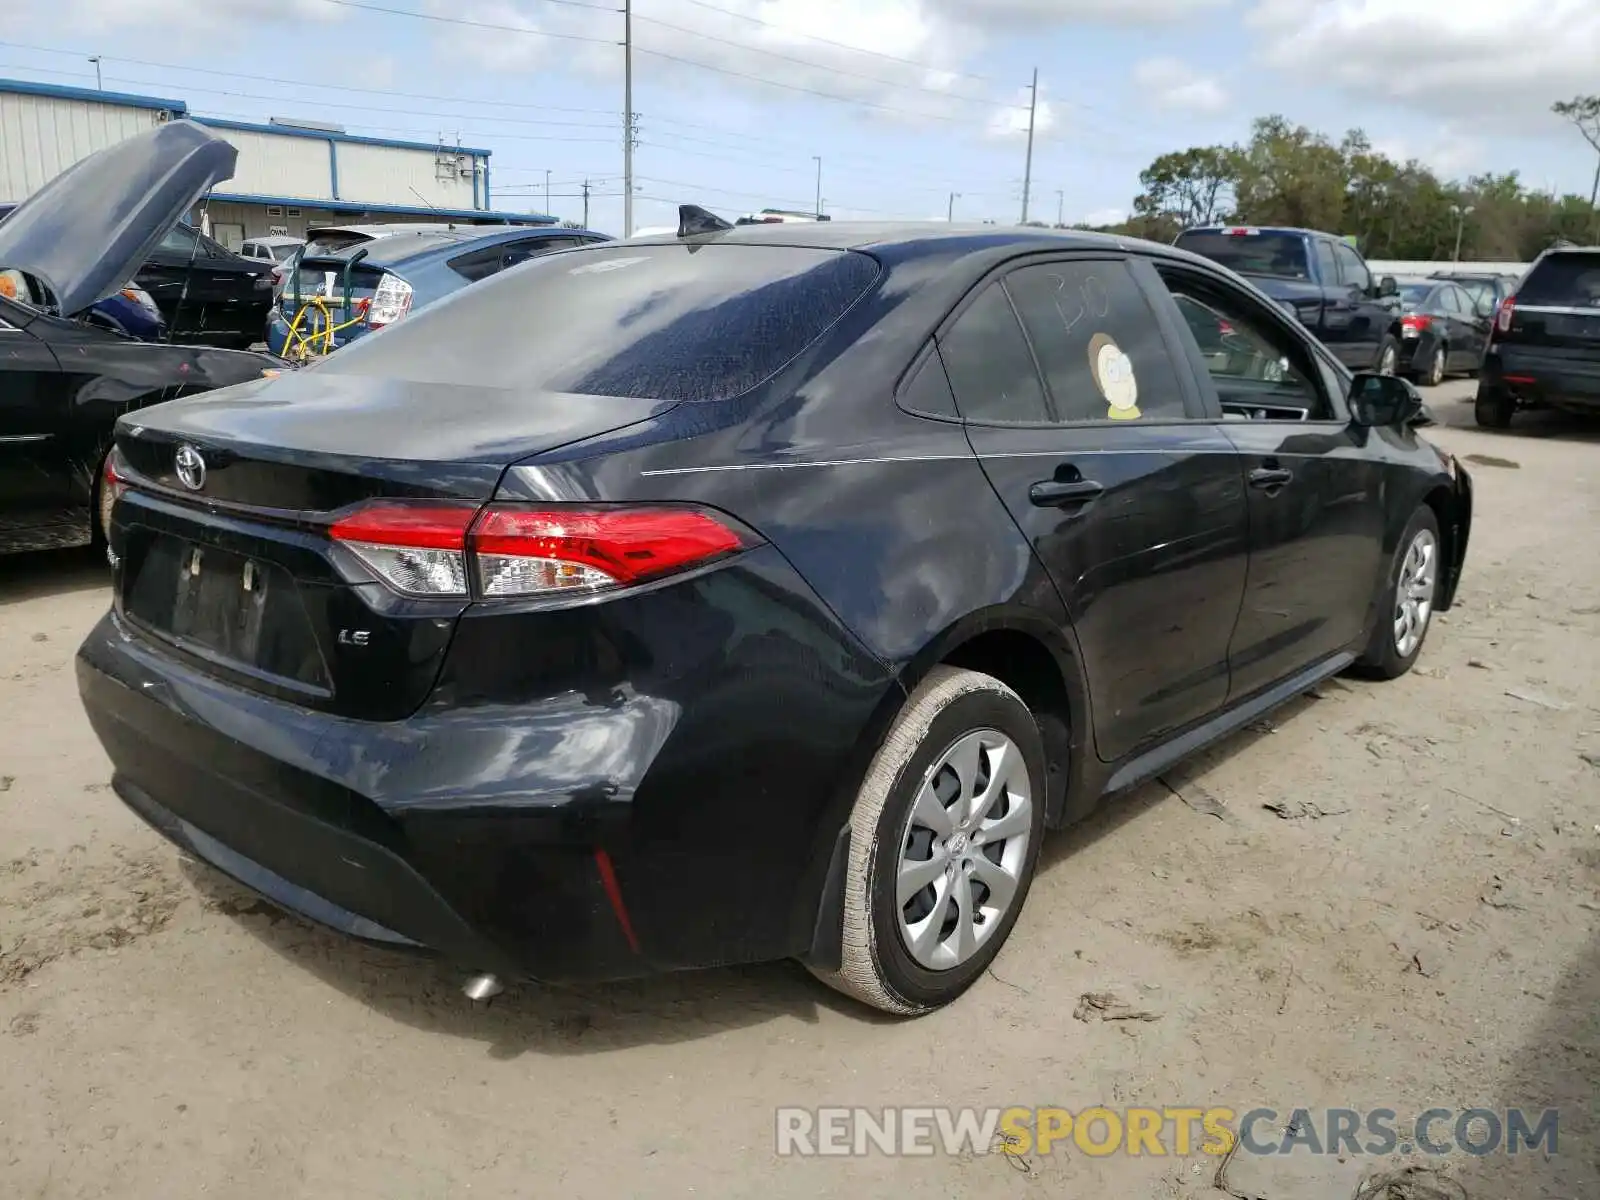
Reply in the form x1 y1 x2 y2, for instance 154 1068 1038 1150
2 380 1597 1199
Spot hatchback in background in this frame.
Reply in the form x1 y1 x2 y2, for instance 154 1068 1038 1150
1394 278 1492 386
265 224 609 359
1476 246 1600 427
79 216 1471 1015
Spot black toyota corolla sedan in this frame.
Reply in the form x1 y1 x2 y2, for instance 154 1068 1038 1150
77 211 1472 1014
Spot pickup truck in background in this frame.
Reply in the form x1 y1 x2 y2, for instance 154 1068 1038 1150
1173 226 1406 375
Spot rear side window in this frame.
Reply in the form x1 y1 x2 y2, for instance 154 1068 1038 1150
320 243 880 402
936 283 1050 424
1333 243 1370 293
1004 260 1188 422
1519 253 1600 307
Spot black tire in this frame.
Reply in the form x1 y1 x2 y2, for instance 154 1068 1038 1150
1422 343 1446 387
810 666 1048 1014
1474 383 1514 428
1352 507 1442 681
1375 334 1402 376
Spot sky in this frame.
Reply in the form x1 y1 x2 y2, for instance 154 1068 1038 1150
0 0 1596 236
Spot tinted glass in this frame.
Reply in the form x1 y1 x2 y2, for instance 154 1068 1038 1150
1333 243 1370 292
158 225 200 255
899 349 959 418
1314 240 1339 286
321 243 881 402
1439 287 1465 314
1519 252 1600 306
1398 283 1435 308
1156 270 1332 420
936 283 1050 424
1005 261 1187 422
1173 231 1309 279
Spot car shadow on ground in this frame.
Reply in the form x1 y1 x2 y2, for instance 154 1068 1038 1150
0 547 109 608
184 687 1325 1056
1449 927 1600 1198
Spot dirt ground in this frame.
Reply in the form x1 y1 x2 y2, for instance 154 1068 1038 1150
2 380 1597 1199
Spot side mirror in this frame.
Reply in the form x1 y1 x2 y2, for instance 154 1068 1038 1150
1349 372 1423 428
1377 275 1399 298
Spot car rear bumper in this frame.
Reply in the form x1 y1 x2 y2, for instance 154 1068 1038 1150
1485 348 1600 411
76 548 892 982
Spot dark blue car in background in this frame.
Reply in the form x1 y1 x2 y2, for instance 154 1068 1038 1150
267 224 610 360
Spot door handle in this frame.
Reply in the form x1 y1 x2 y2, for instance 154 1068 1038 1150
1248 467 1293 490
1029 478 1104 508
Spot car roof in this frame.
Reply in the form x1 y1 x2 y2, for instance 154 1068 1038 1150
620 219 1182 261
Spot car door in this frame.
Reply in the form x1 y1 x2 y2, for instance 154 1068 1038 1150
1443 285 1488 366
0 299 73 526
139 224 266 340
937 255 1251 763
1332 242 1382 369
1144 262 1388 700
1309 237 1360 359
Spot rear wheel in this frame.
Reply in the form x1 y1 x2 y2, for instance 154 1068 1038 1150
1376 335 1401 376
1474 383 1514 428
1352 507 1441 680
1422 343 1447 387
811 666 1047 1014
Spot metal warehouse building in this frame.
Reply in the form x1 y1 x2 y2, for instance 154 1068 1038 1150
0 78 555 249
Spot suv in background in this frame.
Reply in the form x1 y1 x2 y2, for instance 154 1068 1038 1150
1429 270 1518 321
1476 246 1600 428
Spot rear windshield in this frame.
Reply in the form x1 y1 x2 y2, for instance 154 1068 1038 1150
315 243 881 401
1174 231 1309 279
1518 252 1600 307
1397 283 1434 307
302 231 374 257
284 261 384 303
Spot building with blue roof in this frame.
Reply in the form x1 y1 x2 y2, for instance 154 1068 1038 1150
0 77 557 249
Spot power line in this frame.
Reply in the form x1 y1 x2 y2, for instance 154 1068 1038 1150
675 0 998 85
318 0 618 31
630 13 1019 109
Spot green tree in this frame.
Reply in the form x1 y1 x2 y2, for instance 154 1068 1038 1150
1132 146 1237 229
1230 116 1348 231
1551 95 1600 209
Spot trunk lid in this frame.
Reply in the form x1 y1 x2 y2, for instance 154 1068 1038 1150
0 120 236 317
1501 250 1600 352
112 373 676 719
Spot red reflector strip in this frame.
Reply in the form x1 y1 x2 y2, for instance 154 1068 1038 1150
1502 374 1536 384
471 507 746 586
328 502 479 550
594 849 640 953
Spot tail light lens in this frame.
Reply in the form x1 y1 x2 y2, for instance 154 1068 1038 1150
329 501 756 600
1401 314 1431 335
367 273 414 328
100 449 126 544
1494 294 1515 336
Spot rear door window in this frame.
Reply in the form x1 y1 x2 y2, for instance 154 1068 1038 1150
1519 252 1600 308
320 243 881 401
936 283 1051 424
1333 244 1371 293
1004 260 1189 422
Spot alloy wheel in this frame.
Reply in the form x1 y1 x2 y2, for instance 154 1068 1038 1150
1393 528 1437 658
895 729 1033 971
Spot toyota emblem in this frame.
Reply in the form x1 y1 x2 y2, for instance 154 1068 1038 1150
174 444 207 491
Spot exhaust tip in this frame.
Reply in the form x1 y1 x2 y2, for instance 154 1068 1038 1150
462 973 504 1002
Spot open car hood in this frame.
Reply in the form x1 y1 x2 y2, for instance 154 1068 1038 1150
0 120 236 317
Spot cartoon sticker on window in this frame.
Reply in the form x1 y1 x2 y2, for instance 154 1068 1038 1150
1088 332 1140 420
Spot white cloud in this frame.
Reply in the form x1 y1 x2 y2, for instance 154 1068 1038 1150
1368 128 1484 179
930 0 1229 25
1249 0 1600 134
1078 206 1127 225
55 0 341 30
1132 56 1228 114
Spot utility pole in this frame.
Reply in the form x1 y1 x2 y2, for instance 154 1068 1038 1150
813 156 823 219
1020 68 1038 225
1451 204 1474 263
622 0 634 237
1056 190 1064 228
582 180 591 228
948 192 960 221
544 169 552 216
88 56 102 90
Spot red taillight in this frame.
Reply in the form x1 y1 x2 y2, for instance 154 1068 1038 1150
328 501 753 599
1401 313 1432 334
1494 294 1515 336
330 502 478 597
99 450 126 544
